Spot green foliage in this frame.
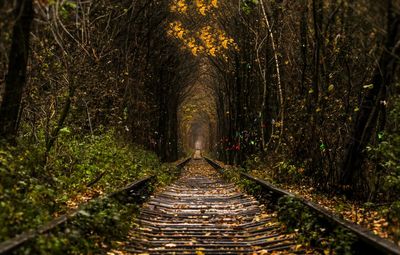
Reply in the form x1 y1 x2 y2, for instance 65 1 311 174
0 146 52 242
241 180 262 196
241 0 258 14
387 201 400 242
243 154 262 171
59 1 78 19
278 196 319 240
217 164 255 192
275 161 304 184
367 93 400 240
329 227 358 255
369 95 400 195
16 198 139 255
0 129 171 252
277 196 357 254
49 130 160 195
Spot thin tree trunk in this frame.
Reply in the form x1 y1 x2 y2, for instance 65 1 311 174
259 0 284 150
46 83 76 154
0 0 34 142
311 0 322 108
300 1 308 96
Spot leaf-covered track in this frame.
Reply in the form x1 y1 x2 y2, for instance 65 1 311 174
114 159 304 254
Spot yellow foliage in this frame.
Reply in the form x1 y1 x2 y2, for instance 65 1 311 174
167 0 239 58
195 0 204 13
168 21 186 40
195 0 218 16
200 7 207 15
170 0 188 14
191 47 199 56
221 40 228 49
209 48 216 56
188 39 196 49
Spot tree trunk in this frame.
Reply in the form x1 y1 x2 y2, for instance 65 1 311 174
45 83 76 154
300 0 308 96
0 0 34 142
167 103 178 162
260 0 284 150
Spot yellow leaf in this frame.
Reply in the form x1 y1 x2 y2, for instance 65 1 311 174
209 48 216 56
199 6 207 15
196 247 205 255
363 84 374 89
191 47 199 56
222 40 228 49
295 244 303 250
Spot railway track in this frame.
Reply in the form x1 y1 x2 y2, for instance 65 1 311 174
115 158 303 254
2 154 400 254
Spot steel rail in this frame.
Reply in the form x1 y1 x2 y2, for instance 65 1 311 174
0 157 191 254
204 157 400 255
0 176 154 254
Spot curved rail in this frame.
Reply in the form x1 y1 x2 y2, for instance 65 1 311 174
0 176 154 254
204 157 400 255
0 158 191 254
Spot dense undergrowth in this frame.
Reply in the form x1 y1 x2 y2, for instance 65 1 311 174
0 129 178 253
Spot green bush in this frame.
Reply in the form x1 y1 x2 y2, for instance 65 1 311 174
367 94 400 241
0 146 53 242
368 94 400 197
16 198 140 255
277 196 357 254
387 201 400 242
0 129 170 252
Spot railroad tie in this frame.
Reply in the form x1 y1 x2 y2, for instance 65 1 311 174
120 159 304 254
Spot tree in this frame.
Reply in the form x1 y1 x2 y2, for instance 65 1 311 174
0 0 34 142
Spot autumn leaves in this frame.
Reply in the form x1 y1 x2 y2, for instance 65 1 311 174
170 0 218 15
168 0 238 57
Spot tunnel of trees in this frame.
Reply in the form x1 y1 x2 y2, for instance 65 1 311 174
1 0 400 250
